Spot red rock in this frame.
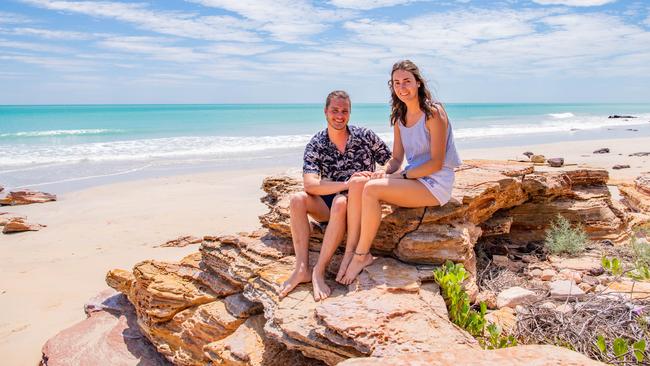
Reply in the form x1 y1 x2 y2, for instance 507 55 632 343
337 345 605 365
158 235 202 247
41 289 169 366
0 189 56 205
2 217 45 233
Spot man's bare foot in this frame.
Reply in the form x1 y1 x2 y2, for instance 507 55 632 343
279 267 311 298
341 253 373 285
312 269 331 301
336 251 354 283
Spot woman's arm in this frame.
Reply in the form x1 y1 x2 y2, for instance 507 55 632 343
384 123 405 174
402 106 447 179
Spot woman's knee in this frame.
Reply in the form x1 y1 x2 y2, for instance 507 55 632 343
362 180 383 199
348 176 369 192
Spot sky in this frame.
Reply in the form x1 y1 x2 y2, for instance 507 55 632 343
0 0 649 104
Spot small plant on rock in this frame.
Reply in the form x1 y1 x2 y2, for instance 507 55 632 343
595 335 647 364
544 214 587 256
480 323 518 350
433 261 486 337
602 256 624 276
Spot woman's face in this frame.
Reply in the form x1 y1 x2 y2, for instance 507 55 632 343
392 69 419 104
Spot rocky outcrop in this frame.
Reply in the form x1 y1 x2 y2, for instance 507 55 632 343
337 345 605 365
0 189 56 205
2 216 45 233
41 289 170 365
55 160 636 366
157 235 202 248
619 173 650 214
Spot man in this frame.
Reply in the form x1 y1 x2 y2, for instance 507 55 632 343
279 90 391 301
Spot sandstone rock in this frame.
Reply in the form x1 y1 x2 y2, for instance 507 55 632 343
529 268 542 278
559 269 582 284
484 307 516 334
158 235 202 248
2 217 45 233
204 315 324 366
549 280 585 300
496 287 537 308
613 164 630 170
479 216 513 236
619 174 650 213
41 289 170 366
541 269 556 281
337 345 606 365
593 148 610 154
578 282 593 293
530 155 545 163
0 189 56 205
555 303 573 314
549 255 602 273
492 255 524 273
547 158 564 167
224 293 263 318
606 280 650 300
475 291 497 309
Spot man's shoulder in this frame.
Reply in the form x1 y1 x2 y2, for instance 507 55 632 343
307 129 328 144
349 125 381 141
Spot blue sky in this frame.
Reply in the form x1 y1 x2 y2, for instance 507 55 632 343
1 0 649 104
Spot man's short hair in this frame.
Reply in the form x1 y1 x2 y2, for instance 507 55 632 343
325 90 351 109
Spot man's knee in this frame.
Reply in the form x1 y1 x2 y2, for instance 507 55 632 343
289 192 308 213
329 195 347 217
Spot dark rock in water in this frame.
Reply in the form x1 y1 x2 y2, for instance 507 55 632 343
570 129 579 131
547 158 564 167
627 129 639 132
629 152 650 157
613 164 630 170
523 151 533 158
608 115 636 118
593 148 610 154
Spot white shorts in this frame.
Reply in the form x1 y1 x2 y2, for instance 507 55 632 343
416 167 455 205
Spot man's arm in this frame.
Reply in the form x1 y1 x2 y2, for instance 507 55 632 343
303 173 348 196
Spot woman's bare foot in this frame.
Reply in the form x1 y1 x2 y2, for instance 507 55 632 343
312 268 331 301
341 253 374 285
279 266 311 298
336 251 354 283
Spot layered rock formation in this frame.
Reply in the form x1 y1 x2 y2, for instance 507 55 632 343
620 173 650 214
0 189 57 205
2 216 45 233
92 160 628 365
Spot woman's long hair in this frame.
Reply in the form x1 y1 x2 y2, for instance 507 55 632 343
389 60 436 126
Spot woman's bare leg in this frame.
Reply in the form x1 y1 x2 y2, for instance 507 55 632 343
336 176 369 283
341 178 439 284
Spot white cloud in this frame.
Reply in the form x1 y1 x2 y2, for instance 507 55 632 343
0 38 72 53
200 43 278 56
187 0 354 42
21 0 260 42
2 27 95 40
328 0 419 10
98 37 211 63
0 11 32 24
531 0 616 6
342 9 650 78
0 53 97 71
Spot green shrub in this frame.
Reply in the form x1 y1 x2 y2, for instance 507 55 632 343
602 256 624 276
544 214 587 256
433 261 486 337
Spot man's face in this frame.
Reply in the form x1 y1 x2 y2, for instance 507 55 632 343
324 97 350 131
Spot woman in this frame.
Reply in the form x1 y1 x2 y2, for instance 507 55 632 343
338 60 462 285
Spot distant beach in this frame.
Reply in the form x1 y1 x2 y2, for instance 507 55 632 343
1 103 650 193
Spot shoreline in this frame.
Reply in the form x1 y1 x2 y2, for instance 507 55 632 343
0 136 649 365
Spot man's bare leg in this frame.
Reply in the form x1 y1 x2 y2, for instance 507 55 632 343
341 178 440 285
312 194 347 301
336 177 368 282
279 192 330 298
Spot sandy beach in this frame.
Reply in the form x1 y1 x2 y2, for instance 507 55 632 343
1 136 649 365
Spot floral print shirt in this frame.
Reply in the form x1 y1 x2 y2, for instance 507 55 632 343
303 125 391 182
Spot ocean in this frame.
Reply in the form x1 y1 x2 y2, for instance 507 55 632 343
1 103 650 193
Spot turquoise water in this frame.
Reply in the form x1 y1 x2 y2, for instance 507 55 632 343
1 103 650 191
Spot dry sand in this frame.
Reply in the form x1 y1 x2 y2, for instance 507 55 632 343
0 136 648 365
